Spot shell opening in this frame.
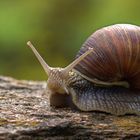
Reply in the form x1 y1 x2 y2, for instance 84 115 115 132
74 69 130 88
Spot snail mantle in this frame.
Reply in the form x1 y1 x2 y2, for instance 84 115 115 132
0 76 139 139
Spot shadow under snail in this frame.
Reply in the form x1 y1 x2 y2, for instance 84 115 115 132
27 24 140 115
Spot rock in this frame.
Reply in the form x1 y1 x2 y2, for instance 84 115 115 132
0 76 139 139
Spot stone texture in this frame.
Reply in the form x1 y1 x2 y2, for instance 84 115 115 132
0 76 139 140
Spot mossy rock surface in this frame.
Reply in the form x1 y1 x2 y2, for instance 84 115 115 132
0 76 140 140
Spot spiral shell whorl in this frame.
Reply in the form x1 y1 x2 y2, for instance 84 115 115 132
74 24 140 89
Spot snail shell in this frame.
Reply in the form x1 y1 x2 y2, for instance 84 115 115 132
75 24 140 89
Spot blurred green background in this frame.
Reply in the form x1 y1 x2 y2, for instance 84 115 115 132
0 0 140 80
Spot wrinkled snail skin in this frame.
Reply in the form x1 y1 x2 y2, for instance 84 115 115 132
67 71 140 115
27 24 140 115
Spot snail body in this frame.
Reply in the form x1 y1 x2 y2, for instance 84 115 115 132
27 24 140 115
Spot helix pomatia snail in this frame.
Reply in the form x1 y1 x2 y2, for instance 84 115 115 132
27 24 140 115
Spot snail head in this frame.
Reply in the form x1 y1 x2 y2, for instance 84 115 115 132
27 41 93 94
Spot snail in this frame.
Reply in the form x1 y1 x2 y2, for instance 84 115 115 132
27 24 140 115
